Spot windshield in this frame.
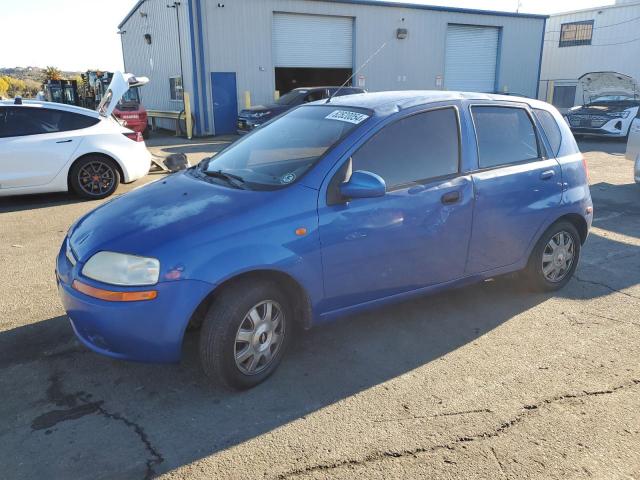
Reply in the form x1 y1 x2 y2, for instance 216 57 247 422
590 95 637 103
120 87 140 104
201 105 371 189
276 91 304 105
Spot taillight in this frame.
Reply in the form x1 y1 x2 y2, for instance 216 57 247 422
123 132 143 142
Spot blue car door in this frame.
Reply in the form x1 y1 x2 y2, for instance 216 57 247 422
317 106 474 313
465 103 563 273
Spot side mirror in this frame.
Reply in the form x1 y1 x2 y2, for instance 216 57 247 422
339 170 386 199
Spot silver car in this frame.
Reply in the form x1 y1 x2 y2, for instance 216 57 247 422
626 116 640 184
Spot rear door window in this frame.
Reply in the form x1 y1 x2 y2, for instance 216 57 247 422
304 90 326 103
0 107 98 138
351 107 460 189
471 106 540 168
533 108 562 156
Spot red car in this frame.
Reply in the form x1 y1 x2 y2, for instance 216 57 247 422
112 87 148 137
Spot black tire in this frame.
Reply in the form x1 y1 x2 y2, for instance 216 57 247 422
523 220 581 292
199 280 292 390
69 155 120 200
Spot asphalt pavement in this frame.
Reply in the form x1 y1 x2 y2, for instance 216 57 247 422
0 135 638 480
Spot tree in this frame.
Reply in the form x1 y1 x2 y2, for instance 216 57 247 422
0 76 8 98
44 66 62 81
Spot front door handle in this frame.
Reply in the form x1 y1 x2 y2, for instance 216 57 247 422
540 169 555 180
56 139 73 144
441 191 461 205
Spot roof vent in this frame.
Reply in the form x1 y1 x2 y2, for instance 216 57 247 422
14 96 22 105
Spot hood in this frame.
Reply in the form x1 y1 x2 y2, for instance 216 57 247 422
68 171 266 261
97 71 149 117
241 104 289 114
579 71 639 102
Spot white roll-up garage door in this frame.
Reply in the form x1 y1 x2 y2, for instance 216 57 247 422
444 24 499 92
273 13 353 68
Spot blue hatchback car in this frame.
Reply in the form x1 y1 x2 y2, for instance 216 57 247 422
56 91 593 389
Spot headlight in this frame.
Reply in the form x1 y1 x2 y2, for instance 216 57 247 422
82 251 160 286
609 110 631 118
252 111 271 118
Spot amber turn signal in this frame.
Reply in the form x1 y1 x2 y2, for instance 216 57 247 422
295 227 307 236
72 280 157 302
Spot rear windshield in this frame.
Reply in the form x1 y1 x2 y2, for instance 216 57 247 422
200 105 371 189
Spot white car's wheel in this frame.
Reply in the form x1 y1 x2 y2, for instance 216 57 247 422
69 155 120 200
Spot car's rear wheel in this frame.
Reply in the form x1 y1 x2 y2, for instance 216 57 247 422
70 155 120 199
199 281 291 390
524 220 581 291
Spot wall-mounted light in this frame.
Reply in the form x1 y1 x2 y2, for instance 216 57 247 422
396 28 408 39
140 11 148 18
144 33 152 45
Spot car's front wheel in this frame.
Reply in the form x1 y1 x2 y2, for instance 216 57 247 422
199 281 291 390
524 220 581 291
69 155 120 199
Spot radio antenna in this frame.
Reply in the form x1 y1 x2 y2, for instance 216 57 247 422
326 42 387 103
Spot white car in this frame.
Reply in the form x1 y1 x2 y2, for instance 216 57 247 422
625 116 640 184
565 72 639 139
0 72 151 199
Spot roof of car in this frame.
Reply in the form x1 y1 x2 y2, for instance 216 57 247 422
0 100 100 118
319 90 550 115
292 86 365 92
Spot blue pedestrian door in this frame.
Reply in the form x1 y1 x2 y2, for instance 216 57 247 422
211 72 238 135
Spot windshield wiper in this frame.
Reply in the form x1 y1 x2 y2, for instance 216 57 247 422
202 169 247 189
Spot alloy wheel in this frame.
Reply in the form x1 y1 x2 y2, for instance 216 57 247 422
541 231 575 282
78 161 116 196
234 300 285 375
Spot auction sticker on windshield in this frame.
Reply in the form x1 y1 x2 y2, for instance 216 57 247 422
325 110 369 125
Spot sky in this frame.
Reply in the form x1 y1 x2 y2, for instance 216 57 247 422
0 0 616 72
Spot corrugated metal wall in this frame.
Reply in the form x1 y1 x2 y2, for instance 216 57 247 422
120 0 197 131
120 0 545 135
198 0 544 134
539 2 640 104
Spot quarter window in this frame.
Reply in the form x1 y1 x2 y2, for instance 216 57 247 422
472 106 540 168
559 20 594 47
533 108 562 156
351 107 460 189
169 76 183 101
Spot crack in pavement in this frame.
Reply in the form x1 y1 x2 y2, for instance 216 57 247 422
574 276 640 301
374 408 493 423
32 373 164 480
276 379 640 479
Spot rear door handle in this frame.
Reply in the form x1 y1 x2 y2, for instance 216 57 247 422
540 170 555 180
56 139 73 144
441 191 461 205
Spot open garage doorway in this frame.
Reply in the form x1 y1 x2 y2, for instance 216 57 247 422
273 13 353 94
275 67 353 94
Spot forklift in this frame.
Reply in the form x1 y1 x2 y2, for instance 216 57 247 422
43 79 79 106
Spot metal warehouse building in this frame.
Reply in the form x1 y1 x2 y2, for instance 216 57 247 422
118 0 547 136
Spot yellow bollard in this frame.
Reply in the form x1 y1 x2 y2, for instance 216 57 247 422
184 92 193 140
274 90 280 101
546 80 555 104
244 91 251 109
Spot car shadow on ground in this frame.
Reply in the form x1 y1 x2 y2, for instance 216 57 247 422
3 233 638 480
0 191 89 213
2 279 553 479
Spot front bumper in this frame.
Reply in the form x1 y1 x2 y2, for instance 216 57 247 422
570 127 627 138
236 117 265 135
56 242 213 363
